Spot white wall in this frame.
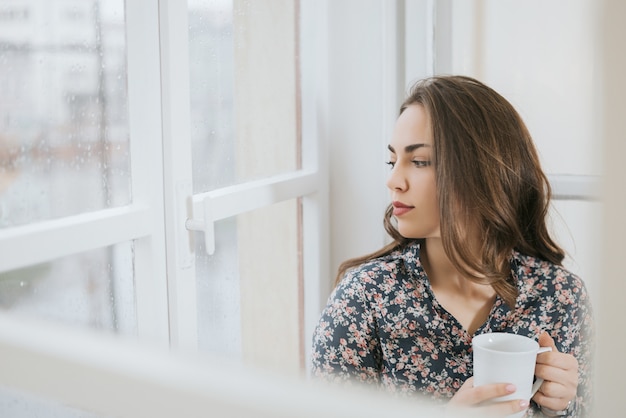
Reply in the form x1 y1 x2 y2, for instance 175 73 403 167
325 1 601 306
597 1 626 414
445 0 601 303
327 1 391 278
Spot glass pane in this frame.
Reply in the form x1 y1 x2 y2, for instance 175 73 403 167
196 217 241 357
0 242 136 335
0 1 130 228
188 0 235 191
188 0 300 193
192 0 303 375
196 199 302 376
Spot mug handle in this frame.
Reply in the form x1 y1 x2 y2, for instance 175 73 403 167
531 346 553 395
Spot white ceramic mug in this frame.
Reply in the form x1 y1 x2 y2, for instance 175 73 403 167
472 332 552 418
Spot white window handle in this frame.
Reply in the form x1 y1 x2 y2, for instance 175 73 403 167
185 170 319 255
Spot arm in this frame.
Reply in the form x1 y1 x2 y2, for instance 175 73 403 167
533 278 594 417
311 271 382 385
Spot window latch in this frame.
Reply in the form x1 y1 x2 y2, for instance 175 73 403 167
185 170 319 256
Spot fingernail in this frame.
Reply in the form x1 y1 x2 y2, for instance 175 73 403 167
519 400 529 409
506 384 516 393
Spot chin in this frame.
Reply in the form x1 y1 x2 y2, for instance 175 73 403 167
396 228 421 240
396 226 439 240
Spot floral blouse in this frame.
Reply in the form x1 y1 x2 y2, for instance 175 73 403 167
311 241 594 417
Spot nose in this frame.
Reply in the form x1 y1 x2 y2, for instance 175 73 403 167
386 164 408 192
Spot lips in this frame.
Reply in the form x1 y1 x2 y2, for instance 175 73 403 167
392 201 414 216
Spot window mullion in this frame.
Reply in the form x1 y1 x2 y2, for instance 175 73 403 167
157 0 198 350
300 0 330 370
125 0 170 345
0 206 152 274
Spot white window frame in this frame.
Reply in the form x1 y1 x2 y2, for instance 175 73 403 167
180 0 330 364
0 0 329 358
0 0 171 345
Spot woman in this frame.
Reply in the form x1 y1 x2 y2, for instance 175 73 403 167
311 76 593 417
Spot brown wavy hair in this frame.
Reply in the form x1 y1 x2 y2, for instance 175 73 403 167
335 75 564 307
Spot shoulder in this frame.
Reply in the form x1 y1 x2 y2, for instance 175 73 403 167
511 252 594 364
334 241 423 301
512 251 591 307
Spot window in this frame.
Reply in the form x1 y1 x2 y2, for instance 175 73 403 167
0 0 135 324
187 1 313 373
0 0 327 414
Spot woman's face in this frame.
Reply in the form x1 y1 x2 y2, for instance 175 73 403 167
386 104 440 239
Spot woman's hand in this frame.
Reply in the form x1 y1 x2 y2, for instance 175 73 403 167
532 332 578 414
446 377 529 417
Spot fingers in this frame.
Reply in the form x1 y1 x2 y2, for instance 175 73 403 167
481 399 530 418
535 333 578 389
448 386 529 418
536 351 578 371
533 333 579 412
533 392 572 412
533 361 577 408
471 383 517 404
535 351 578 394
535 360 578 388
448 379 530 417
538 331 557 351
450 399 530 418
449 378 516 406
534 378 570 398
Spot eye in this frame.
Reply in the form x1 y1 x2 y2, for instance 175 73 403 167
386 161 396 168
412 160 431 168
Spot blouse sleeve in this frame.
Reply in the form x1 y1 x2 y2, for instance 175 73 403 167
567 280 594 418
543 277 594 418
311 270 382 385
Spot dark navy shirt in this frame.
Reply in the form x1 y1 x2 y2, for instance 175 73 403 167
312 241 593 417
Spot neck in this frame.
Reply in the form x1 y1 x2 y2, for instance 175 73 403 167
421 238 494 298
421 238 497 335
421 238 462 286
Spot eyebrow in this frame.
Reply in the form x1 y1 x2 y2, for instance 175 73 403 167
387 143 431 153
